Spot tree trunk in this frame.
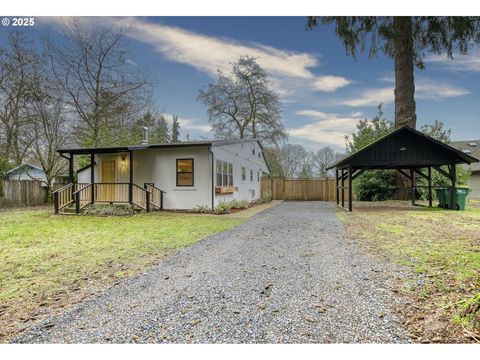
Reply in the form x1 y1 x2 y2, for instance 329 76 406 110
393 17 416 129
393 17 416 199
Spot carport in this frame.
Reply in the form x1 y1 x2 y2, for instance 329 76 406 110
328 125 479 212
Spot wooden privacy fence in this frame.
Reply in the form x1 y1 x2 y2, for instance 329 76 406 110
1 180 47 207
261 176 352 202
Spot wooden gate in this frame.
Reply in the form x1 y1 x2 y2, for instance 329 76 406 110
261 177 349 202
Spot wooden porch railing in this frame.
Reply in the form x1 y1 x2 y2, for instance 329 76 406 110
54 182 167 214
53 183 89 213
73 183 93 213
144 183 165 210
132 184 149 211
94 183 129 203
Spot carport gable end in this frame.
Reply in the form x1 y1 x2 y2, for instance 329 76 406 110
327 125 479 211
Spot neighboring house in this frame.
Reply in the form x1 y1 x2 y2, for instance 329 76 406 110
68 138 269 211
450 140 480 199
4 163 69 186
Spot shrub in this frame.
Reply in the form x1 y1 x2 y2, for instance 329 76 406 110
82 204 135 216
213 201 232 215
232 200 250 209
354 170 397 201
260 191 272 203
194 204 209 213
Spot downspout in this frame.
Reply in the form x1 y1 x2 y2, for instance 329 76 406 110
208 145 215 210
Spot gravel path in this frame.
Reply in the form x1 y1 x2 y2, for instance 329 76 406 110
16 202 409 343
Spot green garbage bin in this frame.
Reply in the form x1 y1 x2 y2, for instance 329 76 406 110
452 187 470 210
435 187 448 208
438 187 470 210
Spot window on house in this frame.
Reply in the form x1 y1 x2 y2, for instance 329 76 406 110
228 163 233 186
257 171 260 182
241 167 246 181
216 160 234 186
250 169 253 182
176 159 194 186
252 147 255 156
258 152 261 158
216 160 222 186
222 161 228 186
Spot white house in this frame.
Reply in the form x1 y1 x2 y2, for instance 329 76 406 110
58 138 269 213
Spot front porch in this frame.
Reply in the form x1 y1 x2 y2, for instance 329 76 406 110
52 147 165 214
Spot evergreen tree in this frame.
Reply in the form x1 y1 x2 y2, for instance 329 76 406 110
171 115 180 142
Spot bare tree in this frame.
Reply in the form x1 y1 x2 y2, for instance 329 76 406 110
198 55 286 146
312 146 335 177
277 144 309 178
29 95 70 197
0 31 41 165
44 18 151 147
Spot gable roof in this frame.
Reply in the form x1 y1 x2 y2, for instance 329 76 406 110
327 125 479 170
4 163 44 176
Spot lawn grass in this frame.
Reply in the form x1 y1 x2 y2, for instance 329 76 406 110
0 208 244 341
337 201 480 343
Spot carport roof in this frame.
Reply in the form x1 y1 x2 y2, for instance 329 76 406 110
327 125 479 170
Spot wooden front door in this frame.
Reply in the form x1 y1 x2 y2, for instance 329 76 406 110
101 160 116 201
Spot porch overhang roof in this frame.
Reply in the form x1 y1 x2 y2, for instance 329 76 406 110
57 142 213 155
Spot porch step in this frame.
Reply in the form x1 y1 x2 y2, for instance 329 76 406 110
60 206 77 214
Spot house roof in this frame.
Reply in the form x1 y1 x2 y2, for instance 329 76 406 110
450 140 480 173
4 163 44 175
327 125 479 170
57 138 265 155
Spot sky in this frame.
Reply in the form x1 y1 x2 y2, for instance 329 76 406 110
2 16 480 151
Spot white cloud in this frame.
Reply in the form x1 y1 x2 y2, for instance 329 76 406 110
341 80 469 107
289 110 363 148
416 81 470 99
426 51 480 71
165 114 211 133
342 87 394 107
41 17 353 100
312 76 352 92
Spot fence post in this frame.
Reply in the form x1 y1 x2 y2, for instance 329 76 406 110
160 191 164 210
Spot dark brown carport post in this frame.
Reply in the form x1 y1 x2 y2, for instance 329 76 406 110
348 165 353 212
335 169 339 205
428 166 432 207
450 162 456 210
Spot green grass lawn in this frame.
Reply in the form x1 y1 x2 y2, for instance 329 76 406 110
338 201 480 342
0 208 243 340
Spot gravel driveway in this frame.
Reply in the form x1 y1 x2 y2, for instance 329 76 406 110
17 202 409 343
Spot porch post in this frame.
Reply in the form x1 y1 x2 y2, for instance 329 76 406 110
450 163 456 210
68 154 74 203
428 166 432 207
348 165 353 212
90 153 95 204
129 151 133 204
68 154 74 184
